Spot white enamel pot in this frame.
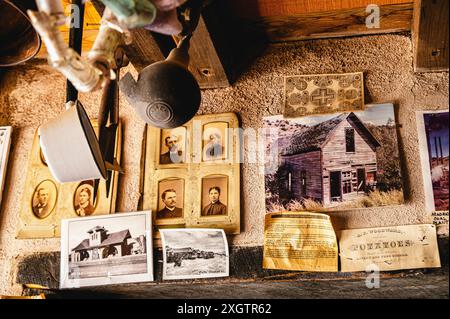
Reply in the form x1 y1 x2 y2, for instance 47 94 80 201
39 101 107 183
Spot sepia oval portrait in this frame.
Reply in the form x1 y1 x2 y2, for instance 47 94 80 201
73 182 97 217
31 180 57 219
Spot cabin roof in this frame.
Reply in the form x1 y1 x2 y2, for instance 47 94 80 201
72 239 90 252
72 230 132 252
282 112 381 156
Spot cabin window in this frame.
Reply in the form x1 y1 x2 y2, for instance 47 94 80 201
301 171 307 195
345 128 356 153
342 171 352 194
366 171 377 186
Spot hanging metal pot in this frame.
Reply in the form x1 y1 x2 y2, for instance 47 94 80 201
119 35 201 129
0 0 41 67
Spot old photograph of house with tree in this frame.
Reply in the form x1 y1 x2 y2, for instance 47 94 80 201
264 103 404 211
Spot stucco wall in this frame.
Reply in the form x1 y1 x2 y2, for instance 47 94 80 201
0 32 448 295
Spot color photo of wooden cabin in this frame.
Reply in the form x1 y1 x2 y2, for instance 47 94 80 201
264 104 404 211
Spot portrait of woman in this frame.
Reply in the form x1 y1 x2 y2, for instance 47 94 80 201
73 182 96 217
201 175 228 216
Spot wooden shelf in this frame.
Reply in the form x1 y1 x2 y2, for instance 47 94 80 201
16 237 449 298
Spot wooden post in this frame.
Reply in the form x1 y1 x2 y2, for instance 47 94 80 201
413 0 449 72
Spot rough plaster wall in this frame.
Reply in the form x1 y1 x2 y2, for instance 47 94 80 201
0 33 448 295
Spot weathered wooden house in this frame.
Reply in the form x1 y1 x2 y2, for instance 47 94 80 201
281 112 381 206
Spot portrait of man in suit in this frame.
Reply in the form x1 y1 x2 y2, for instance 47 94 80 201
32 180 57 219
157 189 183 219
160 133 184 164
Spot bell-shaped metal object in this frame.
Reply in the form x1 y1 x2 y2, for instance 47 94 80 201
119 35 201 129
0 0 41 67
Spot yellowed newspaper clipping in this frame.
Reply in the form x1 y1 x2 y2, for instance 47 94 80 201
263 212 338 272
339 224 441 272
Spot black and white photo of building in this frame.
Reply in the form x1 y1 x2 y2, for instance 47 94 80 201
60 212 153 288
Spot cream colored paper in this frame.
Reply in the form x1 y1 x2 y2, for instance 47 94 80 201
283 72 364 118
263 212 338 272
339 224 441 272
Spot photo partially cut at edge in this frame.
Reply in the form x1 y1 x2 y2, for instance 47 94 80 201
416 110 449 233
0 126 12 208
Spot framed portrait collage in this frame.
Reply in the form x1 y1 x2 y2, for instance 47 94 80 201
17 120 122 239
143 113 240 237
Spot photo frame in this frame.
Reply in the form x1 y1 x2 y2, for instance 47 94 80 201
0 126 12 208
60 211 153 288
17 120 122 239
144 113 240 237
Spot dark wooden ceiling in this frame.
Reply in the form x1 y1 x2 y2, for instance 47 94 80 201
36 0 448 86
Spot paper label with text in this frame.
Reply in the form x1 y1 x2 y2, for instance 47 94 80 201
263 212 338 272
339 224 441 272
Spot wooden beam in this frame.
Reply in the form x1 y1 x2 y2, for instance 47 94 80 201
36 0 101 58
413 0 449 72
87 1 267 88
91 1 237 88
187 17 230 89
124 29 166 71
230 0 413 18
249 3 413 42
